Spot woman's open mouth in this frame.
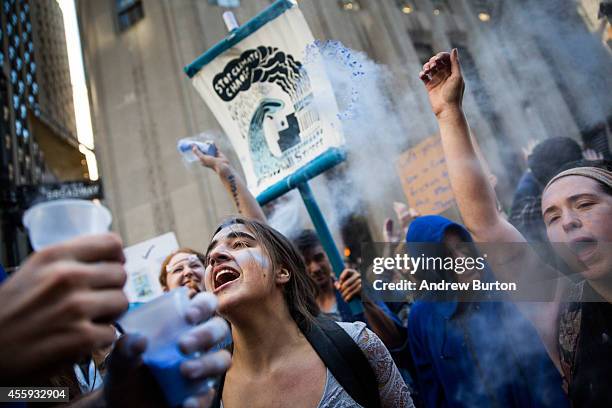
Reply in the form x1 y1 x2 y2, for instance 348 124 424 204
213 267 241 293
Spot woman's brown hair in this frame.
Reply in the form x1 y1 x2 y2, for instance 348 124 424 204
206 217 320 329
159 247 206 289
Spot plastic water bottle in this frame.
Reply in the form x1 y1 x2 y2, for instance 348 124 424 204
177 139 218 163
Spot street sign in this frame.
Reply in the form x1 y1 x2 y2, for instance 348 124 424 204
17 180 103 209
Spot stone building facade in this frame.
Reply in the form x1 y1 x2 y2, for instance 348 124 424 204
76 0 611 250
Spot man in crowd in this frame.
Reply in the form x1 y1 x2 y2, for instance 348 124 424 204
294 229 407 350
509 137 583 243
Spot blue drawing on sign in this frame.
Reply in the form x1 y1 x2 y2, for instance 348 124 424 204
248 98 295 182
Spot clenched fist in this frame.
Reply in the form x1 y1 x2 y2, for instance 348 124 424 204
419 49 465 119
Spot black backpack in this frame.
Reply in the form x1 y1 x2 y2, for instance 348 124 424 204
210 316 381 408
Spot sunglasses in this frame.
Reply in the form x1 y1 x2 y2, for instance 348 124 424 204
166 254 204 274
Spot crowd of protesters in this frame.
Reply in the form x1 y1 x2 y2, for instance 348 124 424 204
1 47 610 408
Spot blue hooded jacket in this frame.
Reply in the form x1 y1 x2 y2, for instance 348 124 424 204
406 216 567 408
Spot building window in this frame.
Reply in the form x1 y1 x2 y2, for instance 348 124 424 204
116 0 144 32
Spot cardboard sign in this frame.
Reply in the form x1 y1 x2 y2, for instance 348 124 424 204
123 232 179 303
395 135 454 215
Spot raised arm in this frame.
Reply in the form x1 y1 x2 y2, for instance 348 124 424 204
419 50 520 243
419 50 563 367
193 144 267 223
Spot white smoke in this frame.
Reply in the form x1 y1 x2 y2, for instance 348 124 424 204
264 2 612 241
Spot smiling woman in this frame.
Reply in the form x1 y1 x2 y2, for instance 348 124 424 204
204 217 414 408
159 248 206 297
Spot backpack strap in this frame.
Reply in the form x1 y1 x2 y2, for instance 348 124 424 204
210 316 381 408
304 316 381 408
210 372 224 408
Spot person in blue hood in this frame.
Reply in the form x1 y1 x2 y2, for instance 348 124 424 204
406 215 567 408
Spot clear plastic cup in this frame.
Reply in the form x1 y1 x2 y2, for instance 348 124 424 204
118 287 212 407
22 199 112 250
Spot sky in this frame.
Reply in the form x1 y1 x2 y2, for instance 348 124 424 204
56 0 99 181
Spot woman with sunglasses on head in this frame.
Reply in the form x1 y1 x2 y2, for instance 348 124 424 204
159 248 207 298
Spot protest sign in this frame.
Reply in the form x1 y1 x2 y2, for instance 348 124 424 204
186 0 344 196
123 232 178 303
396 135 454 215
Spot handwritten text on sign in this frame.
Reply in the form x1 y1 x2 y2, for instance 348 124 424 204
395 135 454 215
